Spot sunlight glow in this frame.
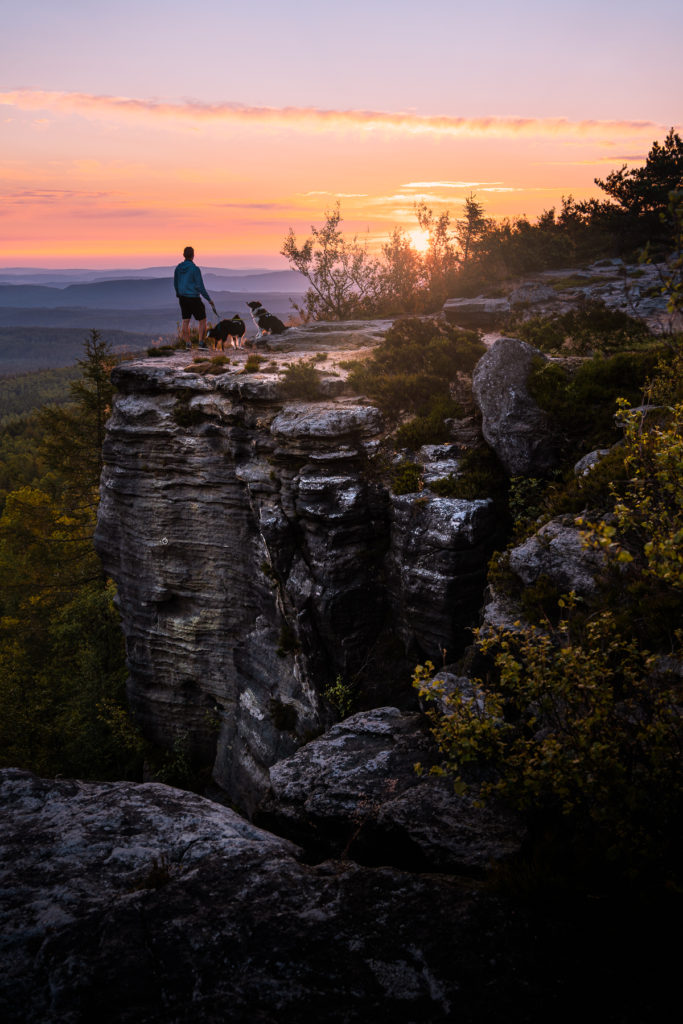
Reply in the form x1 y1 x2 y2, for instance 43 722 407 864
407 229 431 253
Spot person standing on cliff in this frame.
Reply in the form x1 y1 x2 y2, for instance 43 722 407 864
174 246 217 349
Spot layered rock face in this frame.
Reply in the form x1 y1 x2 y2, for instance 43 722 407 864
95 340 499 810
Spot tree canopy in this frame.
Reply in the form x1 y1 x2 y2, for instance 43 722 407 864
0 332 142 780
595 128 683 217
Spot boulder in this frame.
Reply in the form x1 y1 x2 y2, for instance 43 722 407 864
574 448 611 476
472 337 559 475
508 517 606 597
256 708 523 872
443 296 510 329
479 587 528 634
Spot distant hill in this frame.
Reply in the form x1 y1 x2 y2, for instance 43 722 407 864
0 327 165 373
0 290 302 341
0 265 307 369
0 266 280 285
0 269 307 298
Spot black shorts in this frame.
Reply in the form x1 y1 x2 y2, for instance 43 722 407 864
178 296 206 321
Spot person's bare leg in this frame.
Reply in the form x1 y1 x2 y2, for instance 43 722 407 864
181 318 191 346
198 318 207 345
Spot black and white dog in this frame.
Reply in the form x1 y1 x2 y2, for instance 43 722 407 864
207 314 246 350
246 300 287 339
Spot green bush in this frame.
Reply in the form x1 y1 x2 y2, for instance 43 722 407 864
434 445 508 504
391 461 422 495
323 675 357 718
414 605 683 884
417 389 683 888
504 301 654 356
528 347 663 454
348 318 484 420
280 359 323 399
394 397 464 449
644 340 683 404
146 346 176 358
428 474 460 497
243 354 264 373
543 448 627 519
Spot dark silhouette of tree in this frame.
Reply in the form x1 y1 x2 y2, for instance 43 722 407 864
40 329 117 512
379 227 427 312
281 204 380 320
455 193 491 266
595 129 683 217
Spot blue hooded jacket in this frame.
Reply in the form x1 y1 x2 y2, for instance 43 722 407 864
174 259 210 300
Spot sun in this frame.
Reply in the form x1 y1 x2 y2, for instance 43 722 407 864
407 228 430 253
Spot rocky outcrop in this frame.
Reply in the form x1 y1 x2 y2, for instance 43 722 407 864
0 767 531 1024
443 258 679 334
387 493 498 660
508 517 606 597
479 514 608 635
2 768 673 1024
256 707 523 872
266 318 395 351
574 448 611 476
443 296 510 328
472 337 558 475
508 283 558 307
95 341 501 811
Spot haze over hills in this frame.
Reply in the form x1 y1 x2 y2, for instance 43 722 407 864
0 267 308 370
0 327 166 375
0 290 300 336
0 269 308 307
0 267 278 285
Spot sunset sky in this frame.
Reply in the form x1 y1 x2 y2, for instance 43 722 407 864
2 0 682 268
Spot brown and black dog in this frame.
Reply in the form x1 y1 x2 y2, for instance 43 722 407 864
207 314 247 350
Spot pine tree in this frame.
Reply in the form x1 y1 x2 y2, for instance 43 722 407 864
40 329 117 513
0 333 141 779
595 129 683 222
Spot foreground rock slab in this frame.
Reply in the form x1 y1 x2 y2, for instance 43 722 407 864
0 768 536 1024
257 708 523 872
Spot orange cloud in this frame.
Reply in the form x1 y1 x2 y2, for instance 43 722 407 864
0 89 674 141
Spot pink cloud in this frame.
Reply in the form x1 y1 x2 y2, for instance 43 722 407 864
0 90 673 141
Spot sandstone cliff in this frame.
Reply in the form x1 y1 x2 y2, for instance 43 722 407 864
95 327 499 810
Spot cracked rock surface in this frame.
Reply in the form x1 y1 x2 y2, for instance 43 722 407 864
0 768 531 1024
